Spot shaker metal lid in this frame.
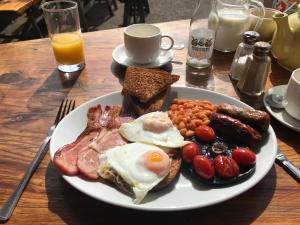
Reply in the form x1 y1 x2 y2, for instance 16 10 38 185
243 31 260 44
254 41 271 55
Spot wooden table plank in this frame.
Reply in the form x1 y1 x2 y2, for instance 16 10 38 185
0 0 40 13
0 20 299 225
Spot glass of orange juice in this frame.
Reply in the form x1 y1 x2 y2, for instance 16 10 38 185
42 0 85 73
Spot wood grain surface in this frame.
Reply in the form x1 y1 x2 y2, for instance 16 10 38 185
0 20 299 225
0 0 41 13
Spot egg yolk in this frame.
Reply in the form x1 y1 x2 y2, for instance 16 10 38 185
143 150 171 176
149 152 164 162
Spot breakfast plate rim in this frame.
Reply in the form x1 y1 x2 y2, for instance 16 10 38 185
263 85 300 132
112 44 174 68
50 86 277 211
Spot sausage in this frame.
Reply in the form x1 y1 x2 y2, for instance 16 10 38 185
217 103 270 132
209 113 262 146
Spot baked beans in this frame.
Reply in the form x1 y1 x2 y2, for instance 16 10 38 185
168 99 217 138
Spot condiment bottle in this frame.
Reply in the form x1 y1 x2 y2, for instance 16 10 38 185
237 42 271 96
229 31 260 83
186 0 217 71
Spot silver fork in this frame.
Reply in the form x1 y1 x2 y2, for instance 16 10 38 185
276 148 300 183
0 99 75 222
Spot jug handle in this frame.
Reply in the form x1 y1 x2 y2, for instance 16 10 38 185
250 0 265 31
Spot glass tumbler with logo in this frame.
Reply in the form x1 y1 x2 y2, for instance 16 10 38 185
42 0 85 73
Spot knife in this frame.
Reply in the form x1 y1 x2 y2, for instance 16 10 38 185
276 148 300 183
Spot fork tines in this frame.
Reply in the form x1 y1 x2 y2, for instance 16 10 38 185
54 99 76 125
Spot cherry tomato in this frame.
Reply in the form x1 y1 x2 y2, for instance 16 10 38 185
232 147 256 166
214 155 240 179
182 143 199 163
195 125 216 142
193 155 215 179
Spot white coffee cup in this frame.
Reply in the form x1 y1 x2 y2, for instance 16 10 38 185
124 24 174 64
283 68 300 120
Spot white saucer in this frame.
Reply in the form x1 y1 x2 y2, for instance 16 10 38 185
112 44 174 68
263 85 300 132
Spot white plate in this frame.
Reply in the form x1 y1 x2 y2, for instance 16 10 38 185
263 85 300 132
50 86 277 211
112 44 173 68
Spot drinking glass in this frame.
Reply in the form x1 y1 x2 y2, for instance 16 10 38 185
42 0 85 73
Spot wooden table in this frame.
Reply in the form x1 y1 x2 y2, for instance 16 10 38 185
0 0 43 39
0 20 299 225
0 0 41 13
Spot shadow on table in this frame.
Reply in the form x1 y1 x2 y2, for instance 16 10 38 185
45 161 276 225
269 58 292 87
185 65 215 90
0 69 80 131
26 69 81 111
268 117 300 155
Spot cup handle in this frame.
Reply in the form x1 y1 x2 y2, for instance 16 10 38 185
250 0 265 31
160 35 174 51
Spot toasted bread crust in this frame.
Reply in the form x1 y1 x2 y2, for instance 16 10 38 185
128 90 167 116
122 67 180 102
152 149 182 191
99 167 133 195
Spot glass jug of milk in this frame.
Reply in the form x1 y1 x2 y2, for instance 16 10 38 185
213 0 265 52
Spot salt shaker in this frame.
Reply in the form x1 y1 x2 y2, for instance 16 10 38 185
229 31 260 82
237 42 271 96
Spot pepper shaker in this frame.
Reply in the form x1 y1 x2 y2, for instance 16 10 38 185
229 31 260 83
237 42 271 96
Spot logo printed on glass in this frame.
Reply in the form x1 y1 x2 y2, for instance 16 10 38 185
188 28 214 59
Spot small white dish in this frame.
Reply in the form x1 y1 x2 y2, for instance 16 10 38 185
50 87 277 211
263 85 300 132
112 44 174 68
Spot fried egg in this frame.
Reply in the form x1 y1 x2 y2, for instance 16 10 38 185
119 112 186 148
98 143 171 204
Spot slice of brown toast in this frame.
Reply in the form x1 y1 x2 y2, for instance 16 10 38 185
122 66 180 103
128 89 167 116
152 149 182 191
99 149 182 195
